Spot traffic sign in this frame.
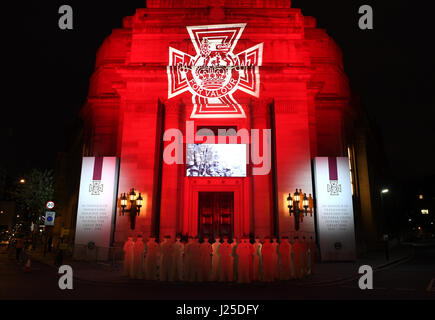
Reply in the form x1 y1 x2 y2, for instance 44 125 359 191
46 201 55 210
44 211 56 226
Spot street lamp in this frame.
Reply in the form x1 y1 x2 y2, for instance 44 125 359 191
19 178 26 184
120 188 143 230
287 188 313 231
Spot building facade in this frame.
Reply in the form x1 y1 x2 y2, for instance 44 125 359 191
79 0 375 249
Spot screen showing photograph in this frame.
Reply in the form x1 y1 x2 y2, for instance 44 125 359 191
186 144 247 177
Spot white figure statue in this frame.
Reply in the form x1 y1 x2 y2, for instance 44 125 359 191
231 238 239 282
218 236 233 282
279 236 291 280
184 237 194 281
199 237 212 281
133 236 145 279
190 237 201 282
253 237 262 281
160 235 174 281
211 236 221 281
122 236 135 277
236 238 251 283
145 237 159 280
172 235 184 281
271 237 279 280
261 237 274 282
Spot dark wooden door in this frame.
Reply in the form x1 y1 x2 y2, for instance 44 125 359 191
198 192 234 240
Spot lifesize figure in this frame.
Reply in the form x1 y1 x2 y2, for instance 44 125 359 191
261 237 274 282
172 235 184 281
160 235 174 281
211 236 221 281
145 237 159 280
252 237 263 281
271 237 279 280
122 236 135 277
133 235 145 279
199 237 212 281
279 236 291 280
236 238 252 283
219 236 233 282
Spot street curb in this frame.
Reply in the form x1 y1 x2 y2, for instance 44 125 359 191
299 247 415 287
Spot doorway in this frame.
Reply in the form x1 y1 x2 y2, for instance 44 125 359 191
198 192 234 240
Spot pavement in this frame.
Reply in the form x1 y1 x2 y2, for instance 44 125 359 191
25 242 415 286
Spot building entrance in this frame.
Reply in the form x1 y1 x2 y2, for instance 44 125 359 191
198 192 234 240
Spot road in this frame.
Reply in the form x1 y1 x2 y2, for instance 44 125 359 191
1 245 434 300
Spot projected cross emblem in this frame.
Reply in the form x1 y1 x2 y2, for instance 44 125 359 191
167 23 263 118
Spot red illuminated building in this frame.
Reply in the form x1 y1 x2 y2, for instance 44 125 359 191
78 0 377 250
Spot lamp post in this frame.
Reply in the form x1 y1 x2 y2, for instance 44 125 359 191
380 188 390 261
287 189 312 231
120 188 143 230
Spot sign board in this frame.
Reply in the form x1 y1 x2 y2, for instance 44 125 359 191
44 211 56 226
313 157 356 261
61 228 70 237
46 201 55 210
74 157 119 260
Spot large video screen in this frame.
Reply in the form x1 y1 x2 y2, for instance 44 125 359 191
186 144 247 177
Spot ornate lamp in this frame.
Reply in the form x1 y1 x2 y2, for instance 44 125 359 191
287 188 313 231
120 188 142 230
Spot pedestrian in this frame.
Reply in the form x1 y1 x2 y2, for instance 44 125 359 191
15 236 24 263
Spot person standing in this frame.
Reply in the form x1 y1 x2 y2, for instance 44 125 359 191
184 237 194 281
172 235 184 281
160 236 174 281
219 236 233 282
261 237 274 282
236 238 251 283
199 237 212 281
231 238 239 282
15 236 24 263
279 236 291 280
190 237 201 282
292 237 302 279
271 237 279 280
211 236 221 281
122 237 135 277
252 237 262 281
145 237 159 280
133 236 145 279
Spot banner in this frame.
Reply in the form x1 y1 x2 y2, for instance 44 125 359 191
74 157 119 260
313 157 356 261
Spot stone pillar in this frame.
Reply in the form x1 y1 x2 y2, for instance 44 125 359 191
250 99 274 239
159 99 183 238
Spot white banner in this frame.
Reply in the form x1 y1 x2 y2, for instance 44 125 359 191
313 157 356 261
74 157 119 260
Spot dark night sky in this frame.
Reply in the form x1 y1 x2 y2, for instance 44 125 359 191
3 0 434 182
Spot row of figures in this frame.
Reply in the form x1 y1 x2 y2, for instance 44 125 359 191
123 235 316 283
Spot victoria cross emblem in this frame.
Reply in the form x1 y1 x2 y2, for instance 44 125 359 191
89 180 103 195
168 23 263 118
327 180 342 196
